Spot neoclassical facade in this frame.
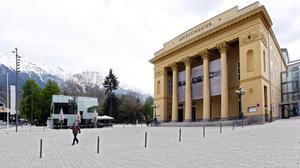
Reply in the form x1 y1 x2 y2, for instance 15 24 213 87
149 2 287 123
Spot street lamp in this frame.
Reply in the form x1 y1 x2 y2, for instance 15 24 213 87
12 48 21 132
235 86 245 119
30 86 35 129
151 104 159 124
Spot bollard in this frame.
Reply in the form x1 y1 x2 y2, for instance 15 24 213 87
220 123 222 134
203 126 205 137
97 136 100 153
40 139 42 158
232 121 235 131
179 129 182 142
144 132 147 148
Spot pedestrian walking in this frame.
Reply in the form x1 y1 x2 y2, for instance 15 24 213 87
71 121 81 145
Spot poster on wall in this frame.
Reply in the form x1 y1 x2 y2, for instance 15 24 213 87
192 65 203 99
209 59 221 96
178 58 221 101
178 71 185 102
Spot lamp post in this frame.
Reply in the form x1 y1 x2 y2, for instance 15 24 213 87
6 73 9 129
235 86 245 119
12 48 21 132
30 86 35 128
151 104 159 124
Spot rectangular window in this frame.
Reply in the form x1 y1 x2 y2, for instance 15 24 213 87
168 79 172 95
237 61 240 80
248 106 257 113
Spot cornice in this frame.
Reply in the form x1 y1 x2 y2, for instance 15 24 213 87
150 6 272 64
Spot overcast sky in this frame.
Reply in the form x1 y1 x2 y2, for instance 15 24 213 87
0 0 299 94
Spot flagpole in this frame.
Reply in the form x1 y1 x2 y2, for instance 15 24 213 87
6 73 9 129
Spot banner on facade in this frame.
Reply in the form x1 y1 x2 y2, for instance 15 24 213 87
10 85 16 115
178 59 221 102
178 71 186 102
191 65 203 100
209 59 221 96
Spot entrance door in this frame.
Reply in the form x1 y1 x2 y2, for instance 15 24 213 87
178 109 183 122
192 107 196 122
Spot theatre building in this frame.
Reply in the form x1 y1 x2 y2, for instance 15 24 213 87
149 2 287 123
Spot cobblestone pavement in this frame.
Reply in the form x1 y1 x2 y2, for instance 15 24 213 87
0 119 300 168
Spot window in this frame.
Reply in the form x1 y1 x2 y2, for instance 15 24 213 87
54 103 76 114
248 106 257 113
168 79 172 95
247 50 254 72
237 61 240 80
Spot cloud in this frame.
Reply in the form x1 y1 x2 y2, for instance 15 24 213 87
0 0 299 94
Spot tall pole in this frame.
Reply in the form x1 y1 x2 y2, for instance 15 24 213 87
13 48 20 132
6 73 9 129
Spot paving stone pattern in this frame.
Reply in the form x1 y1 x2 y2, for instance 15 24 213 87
0 119 300 168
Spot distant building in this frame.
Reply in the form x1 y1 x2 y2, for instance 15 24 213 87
48 95 98 128
281 56 300 118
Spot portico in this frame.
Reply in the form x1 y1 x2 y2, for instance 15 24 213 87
150 2 287 124
165 42 233 122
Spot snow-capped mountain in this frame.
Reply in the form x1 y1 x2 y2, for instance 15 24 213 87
0 52 151 99
0 52 67 89
0 52 68 81
70 70 103 88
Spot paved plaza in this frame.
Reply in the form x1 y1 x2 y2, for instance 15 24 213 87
1 119 300 168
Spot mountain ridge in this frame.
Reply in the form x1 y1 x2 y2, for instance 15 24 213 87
0 53 150 99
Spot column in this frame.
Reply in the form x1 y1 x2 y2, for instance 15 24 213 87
218 42 229 119
170 62 178 121
201 50 210 121
154 68 168 121
183 57 192 121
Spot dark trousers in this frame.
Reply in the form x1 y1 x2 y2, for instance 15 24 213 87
72 133 79 145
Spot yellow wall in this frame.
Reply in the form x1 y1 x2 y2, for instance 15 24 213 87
151 4 287 122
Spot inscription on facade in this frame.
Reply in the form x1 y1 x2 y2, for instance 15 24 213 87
178 22 212 42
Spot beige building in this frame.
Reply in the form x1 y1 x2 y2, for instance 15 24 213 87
149 2 287 123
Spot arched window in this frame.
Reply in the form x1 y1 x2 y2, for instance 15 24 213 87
247 49 254 72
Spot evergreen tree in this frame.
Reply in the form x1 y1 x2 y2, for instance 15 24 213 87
20 79 42 123
41 80 60 124
102 69 119 117
142 96 153 121
103 94 121 120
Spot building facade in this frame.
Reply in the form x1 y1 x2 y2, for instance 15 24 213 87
149 2 287 123
281 58 300 118
48 95 98 128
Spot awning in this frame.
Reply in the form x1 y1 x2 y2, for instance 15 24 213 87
0 107 9 113
97 115 114 120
